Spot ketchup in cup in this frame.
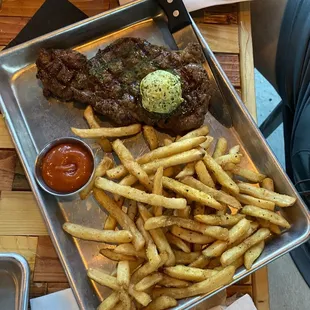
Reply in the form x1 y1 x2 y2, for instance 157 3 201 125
41 142 93 194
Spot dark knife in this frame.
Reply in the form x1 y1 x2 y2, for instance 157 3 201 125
156 0 233 128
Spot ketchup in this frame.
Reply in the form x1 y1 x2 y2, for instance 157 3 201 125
41 143 93 193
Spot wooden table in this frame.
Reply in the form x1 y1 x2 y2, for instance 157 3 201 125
0 1 269 309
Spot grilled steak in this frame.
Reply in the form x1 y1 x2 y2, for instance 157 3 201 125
36 37 212 133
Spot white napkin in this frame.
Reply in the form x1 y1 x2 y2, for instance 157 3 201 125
118 0 251 12
30 289 257 310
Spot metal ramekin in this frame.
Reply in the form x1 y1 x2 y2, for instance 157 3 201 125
34 137 95 197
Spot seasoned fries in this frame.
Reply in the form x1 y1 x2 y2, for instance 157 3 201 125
182 177 241 209
164 265 218 282
143 125 159 150
83 106 112 152
112 139 152 191
238 182 296 207
96 178 186 209
106 136 206 179
203 154 239 194
241 205 291 228
93 189 145 250
244 241 265 269
162 177 223 210
63 223 132 243
195 160 215 188
72 124 142 138
64 123 297 309
80 155 112 200
213 137 227 158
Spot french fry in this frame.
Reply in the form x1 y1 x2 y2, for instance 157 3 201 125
228 218 251 244
204 226 229 241
71 124 142 138
166 232 191 253
199 136 214 151
128 284 152 306
257 218 281 235
117 261 130 289
93 189 145 250
83 106 112 152
202 240 228 258
162 177 223 210
175 162 196 179
112 139 153 191
215 256 244 271
189 255 210 268
131 252 168 284
138 204 175 266
182 177 241 209
193 203 205 251
232 166 266 183
135 272 163 291
97 292 119 310
152 266 235 299
87 268 120 290
174 205 191 219
203 154 239 194
213 137 227 158
174 251 201 264
63 223 132 243
118 290 131 310
100 249 136 261
153 167 163 216
244 241 265 269
261 178 275 191
143 125 159 150
158 274 190 288
179 125 209 141
114 243 146 259
241 205 291 228
146 242 161 266
234 193 275 211
144 296 178 310
220 228 270 266
127 200 138 221
164 138 173 146
96 178 187 210
136 217 153 245
195 160 215 188
106 137 206 179
79 156 112 200
228 222 259 249
229 145 240 154
164 265 218 282
104 198 123 230
238 182 296 207
170 226 214 244
194 214 245 226
208 257 221 269
215 154 242 166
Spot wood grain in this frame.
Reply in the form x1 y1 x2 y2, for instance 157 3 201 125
0 118 14 148
30 282 48 298
238 2 257 121
47 282 70 294
204 4 238 24
0 236 38 274
0 150 17 191
0 191 47 235
227 284 253 297
197 23 239 54
33 236 67 283
0 16 29 45
12 158 31 191
216 54 240 87
253 267 270 310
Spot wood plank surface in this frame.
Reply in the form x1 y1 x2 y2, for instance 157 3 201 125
0 191 47 235
0 150 17 190
253 267 270 310
0 16 29 45
0 236 38 274
0 118 14 148
33 236 67 283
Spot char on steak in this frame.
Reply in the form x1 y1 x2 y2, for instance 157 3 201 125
36 37 212 133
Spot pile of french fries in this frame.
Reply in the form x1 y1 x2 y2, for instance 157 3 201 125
65 106 296 309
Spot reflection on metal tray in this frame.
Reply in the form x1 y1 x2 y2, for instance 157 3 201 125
0 253 30 310
0 0 309 309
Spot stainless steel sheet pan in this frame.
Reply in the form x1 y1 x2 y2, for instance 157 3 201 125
0 0 309 309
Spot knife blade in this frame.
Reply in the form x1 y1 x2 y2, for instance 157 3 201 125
156 0 233 128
